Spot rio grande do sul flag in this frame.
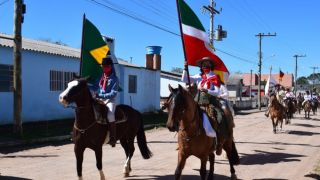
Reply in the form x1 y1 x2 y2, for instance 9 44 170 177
80 16 109 85
177 0 229 82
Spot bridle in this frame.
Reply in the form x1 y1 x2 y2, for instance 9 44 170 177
64 80 97 134
165 90 202 142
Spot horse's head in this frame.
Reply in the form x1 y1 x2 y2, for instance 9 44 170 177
166 84 195 132
269 94 278 105
59 76 90 106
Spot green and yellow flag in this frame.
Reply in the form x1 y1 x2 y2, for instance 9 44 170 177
80 16 109 84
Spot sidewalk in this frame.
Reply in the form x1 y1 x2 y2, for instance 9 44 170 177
0 108 265 149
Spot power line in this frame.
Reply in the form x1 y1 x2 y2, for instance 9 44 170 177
87 0 180 36
0 0 10 6
86 0 258 66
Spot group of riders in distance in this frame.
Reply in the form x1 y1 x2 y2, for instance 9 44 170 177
265 83 319 120
59 55 319 180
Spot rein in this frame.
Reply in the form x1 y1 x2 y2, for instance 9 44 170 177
67 87 98 134
179 100 202 142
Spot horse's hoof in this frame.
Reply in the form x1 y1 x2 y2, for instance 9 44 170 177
123 172 129 177
231 173 237 180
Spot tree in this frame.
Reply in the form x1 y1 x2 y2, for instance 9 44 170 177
296 76 309 85
171 67 183 74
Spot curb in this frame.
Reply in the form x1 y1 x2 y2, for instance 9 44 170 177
0 135 71 148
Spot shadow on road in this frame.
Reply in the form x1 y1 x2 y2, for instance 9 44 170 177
304 173 320 179
236 140 320 148
239 150 305 165
291 123 320 128
0 140 71 154
0 175 32 180
125 173 232 180
287 130 320 136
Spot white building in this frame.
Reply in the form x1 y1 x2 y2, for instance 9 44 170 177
0 34 160 125
160 71 184 98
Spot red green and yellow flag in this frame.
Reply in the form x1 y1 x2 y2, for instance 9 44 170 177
177 0 229 83
80 17 109 84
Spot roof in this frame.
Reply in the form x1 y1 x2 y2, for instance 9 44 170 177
227 74 243 85
117 58 141 68
242 72 294 88
161 70 181 80
0 33 80 58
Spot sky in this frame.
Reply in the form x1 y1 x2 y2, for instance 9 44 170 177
0 0 319 78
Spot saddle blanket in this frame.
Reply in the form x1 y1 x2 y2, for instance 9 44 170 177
203 112 217 138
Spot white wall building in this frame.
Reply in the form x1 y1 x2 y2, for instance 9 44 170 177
160 71 184 98
0 34 160 125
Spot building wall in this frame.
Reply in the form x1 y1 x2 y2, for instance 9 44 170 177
119 66 160 112
160 76 184 98
0 48 78 124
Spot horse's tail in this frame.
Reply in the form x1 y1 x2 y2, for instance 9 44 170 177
230 140 240 165
137 113 153 159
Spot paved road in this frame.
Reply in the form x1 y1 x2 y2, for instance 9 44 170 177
0 111 320 180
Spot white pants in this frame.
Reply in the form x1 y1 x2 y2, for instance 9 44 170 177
106 99 116 123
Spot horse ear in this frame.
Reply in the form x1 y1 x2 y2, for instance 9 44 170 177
84 76 90 82
73 73 80 79
178 84 184 92
168 84 173 92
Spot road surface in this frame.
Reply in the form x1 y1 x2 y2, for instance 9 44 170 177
0 111 319 180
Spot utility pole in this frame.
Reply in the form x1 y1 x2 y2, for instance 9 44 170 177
13 0 26 136
202 0 224 49
293 54 306 96
250 69 252 101
255 32 276 110
310 66 319 90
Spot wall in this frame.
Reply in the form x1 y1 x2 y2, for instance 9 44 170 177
0 48 79 124
160 76 184 98
119 66 160 112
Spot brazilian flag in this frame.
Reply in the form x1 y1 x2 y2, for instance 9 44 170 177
80 16 109 85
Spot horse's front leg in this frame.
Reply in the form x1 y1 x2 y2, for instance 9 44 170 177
95 146 105 180
175 152 187 180
75 145 85 179
271 118 276 134
200 156 207 180
207 152 215 180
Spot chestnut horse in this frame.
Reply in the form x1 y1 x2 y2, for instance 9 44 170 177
269 94 285 133
165 84 239 180
304 100 312 119
59 77 152 179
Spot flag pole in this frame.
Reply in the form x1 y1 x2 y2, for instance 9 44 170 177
79 14 86 76
176 0 191 86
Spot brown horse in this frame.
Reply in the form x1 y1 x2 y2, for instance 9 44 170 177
296 97 304 114
269 94 285 133
283 98 295 124
303 100 312 119
59 77 152 179
165 84 239 180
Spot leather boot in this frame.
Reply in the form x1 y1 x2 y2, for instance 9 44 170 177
216 134 223 155
108 122 116 147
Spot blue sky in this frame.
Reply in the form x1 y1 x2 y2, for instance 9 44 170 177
0 0 319 78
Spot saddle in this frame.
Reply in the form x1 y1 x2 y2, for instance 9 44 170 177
196 94 233 139
93 99 127 125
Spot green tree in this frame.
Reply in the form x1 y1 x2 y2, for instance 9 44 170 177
296 76 309 85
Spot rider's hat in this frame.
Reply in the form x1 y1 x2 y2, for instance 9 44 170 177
101 56 113 66
196 57 215 69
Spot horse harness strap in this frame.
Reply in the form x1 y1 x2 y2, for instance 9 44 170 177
74 121 97 134
179 104 202 142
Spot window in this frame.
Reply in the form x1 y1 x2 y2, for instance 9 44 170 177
128 75 137 93
0 64 13 92
50 70 76 91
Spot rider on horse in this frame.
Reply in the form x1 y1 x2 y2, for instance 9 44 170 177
95 56 119 147
265 84 283 117
181 57 233 156
302 90 312 107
